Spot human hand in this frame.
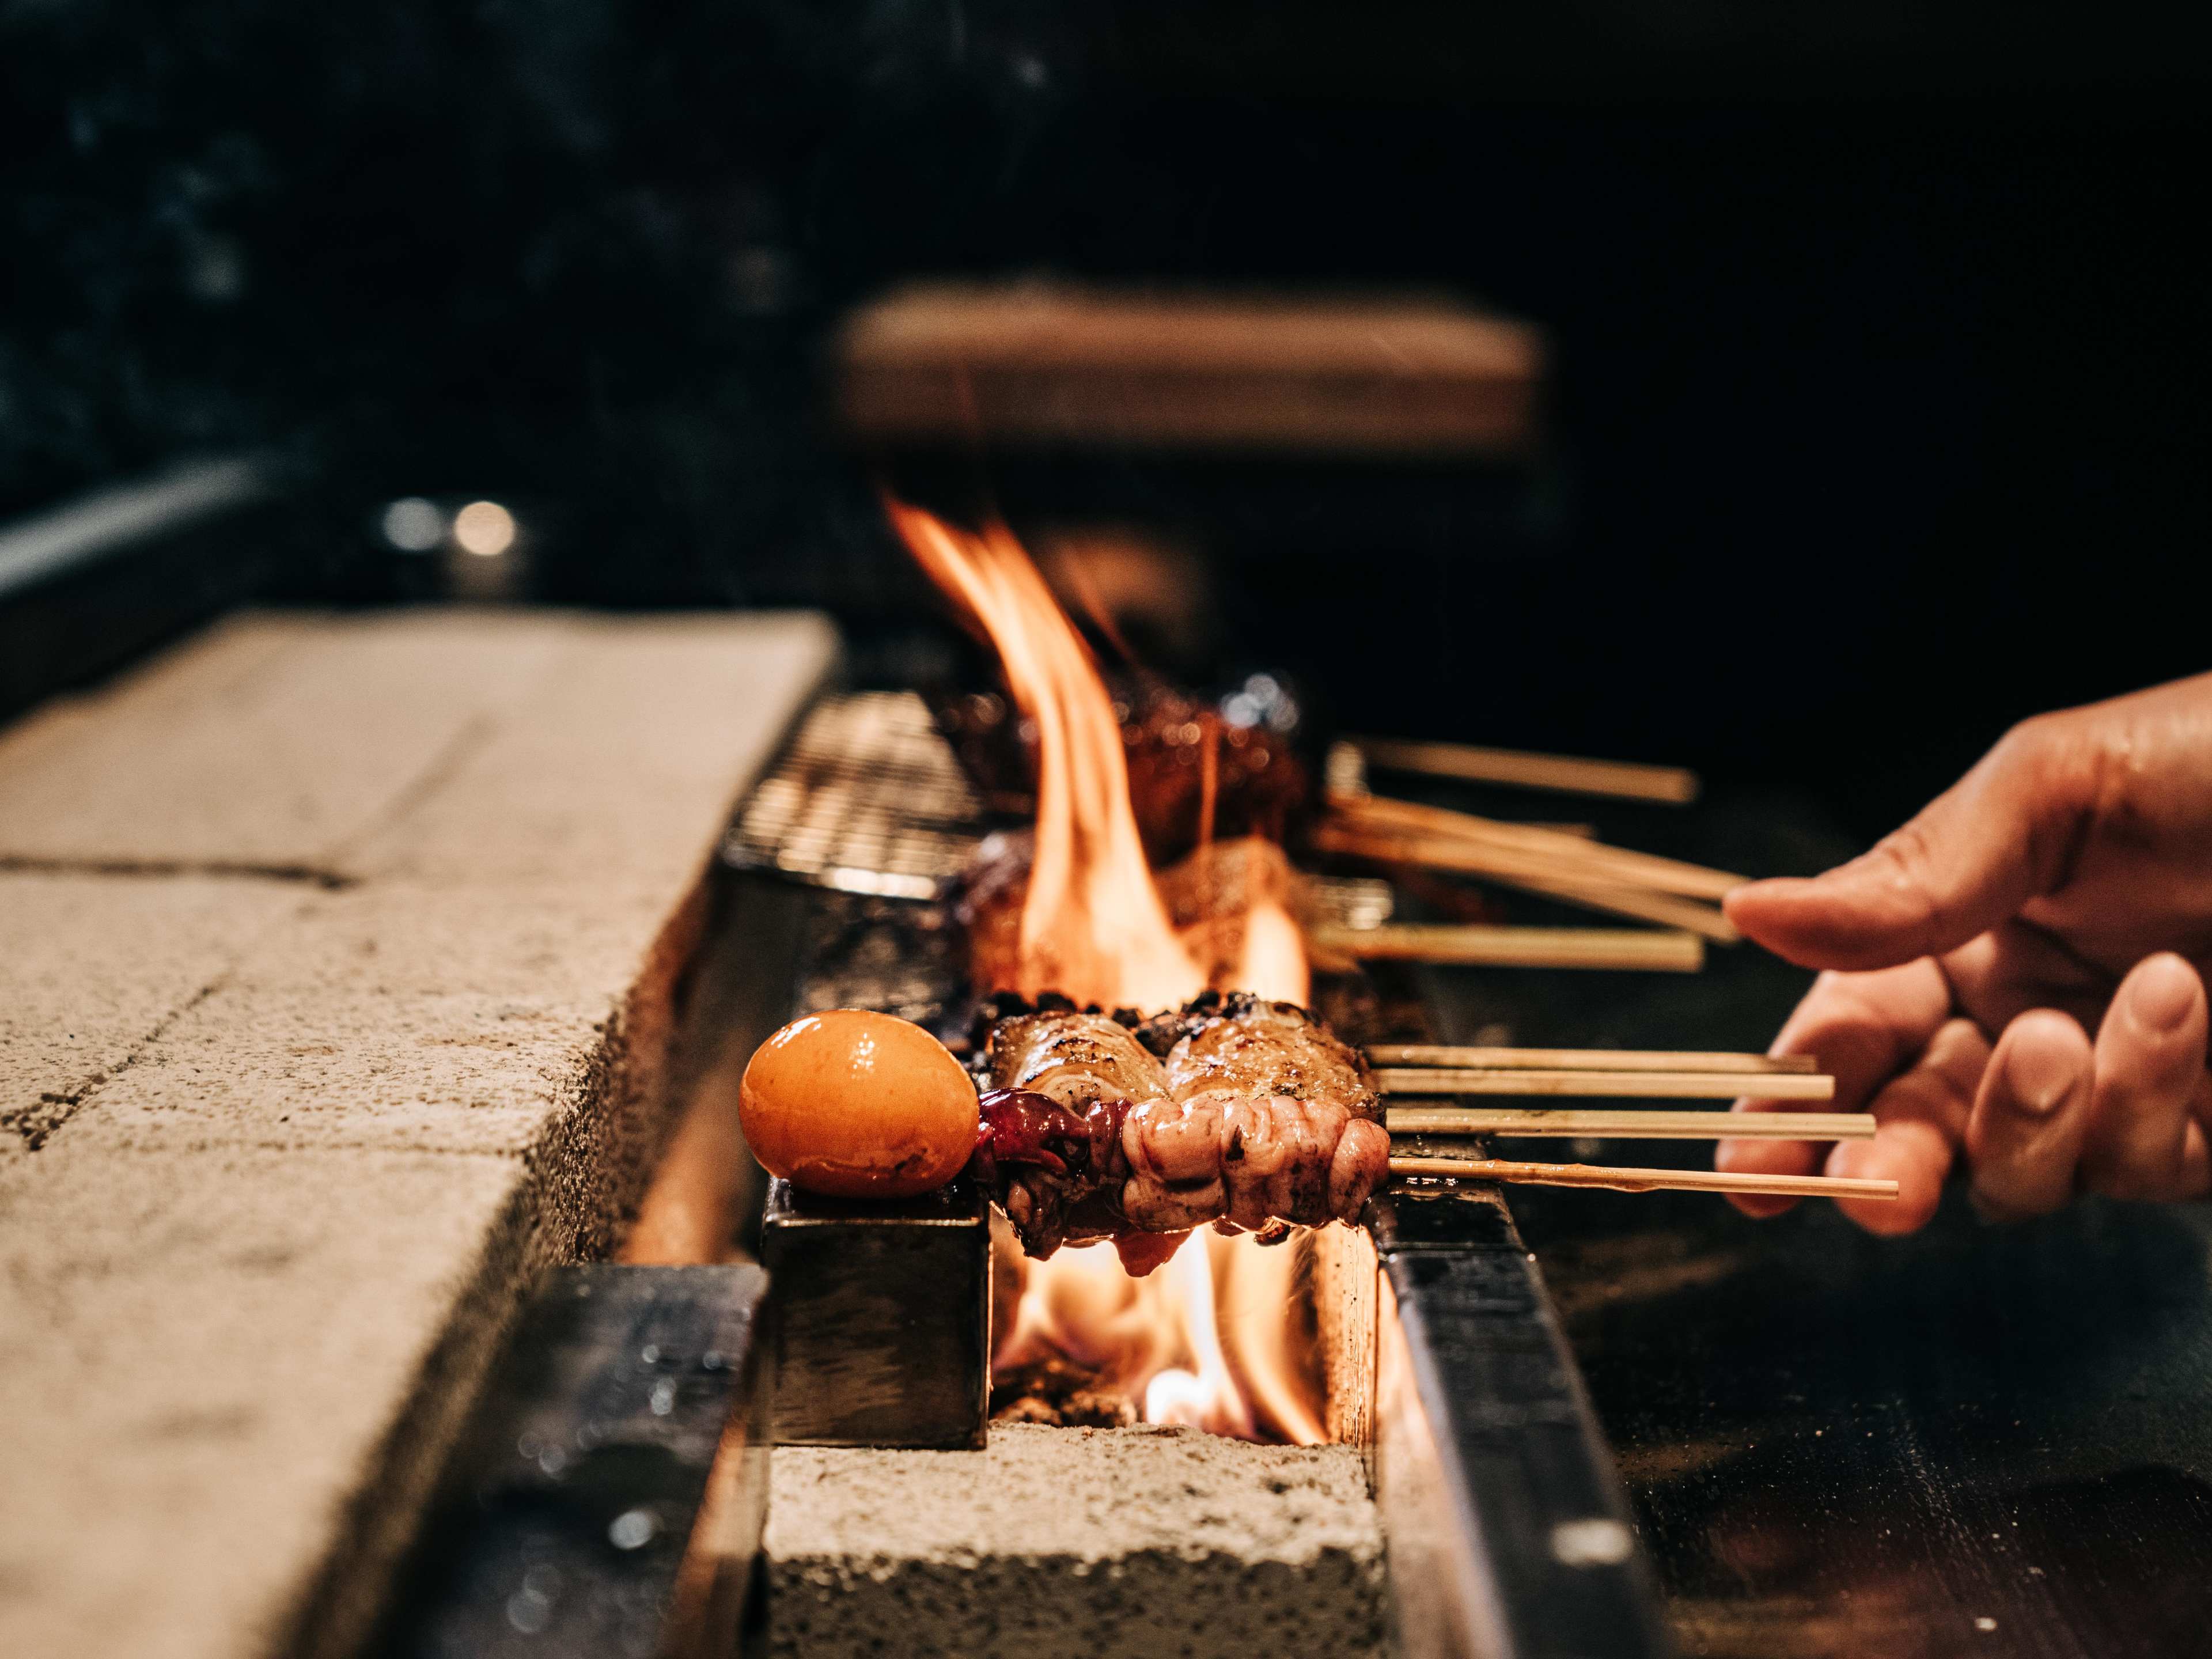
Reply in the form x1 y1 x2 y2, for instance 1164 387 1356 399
1717 673 2212 1233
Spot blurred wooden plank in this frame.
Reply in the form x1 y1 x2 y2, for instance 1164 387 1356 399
835 282 1543 457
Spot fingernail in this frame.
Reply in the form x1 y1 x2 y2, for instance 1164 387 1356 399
2005 1042 2073 1115
2129 955 2199 1034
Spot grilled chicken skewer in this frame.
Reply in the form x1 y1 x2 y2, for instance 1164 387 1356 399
971 993 1392 1274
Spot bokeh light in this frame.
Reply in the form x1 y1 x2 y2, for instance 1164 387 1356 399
379 497 445 553
452 501 517 558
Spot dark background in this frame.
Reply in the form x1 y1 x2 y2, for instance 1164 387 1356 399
3 1 2206 842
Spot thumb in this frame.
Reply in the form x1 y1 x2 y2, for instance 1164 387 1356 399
1726 717 2091 971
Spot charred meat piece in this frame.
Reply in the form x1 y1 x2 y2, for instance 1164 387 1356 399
971 994 1389 1266
976 1010 1168 1261
1139 993 1389 1234
989 1007 1172 1116
1152 836 1301 991
1119 691 1309 866
933 682 1310 866
1157 991 1381 1122
956 831 1036 999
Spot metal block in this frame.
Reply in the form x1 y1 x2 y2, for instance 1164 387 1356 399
1368 1184 1666 1659
760 1176 990 1449
374 1264 770 1659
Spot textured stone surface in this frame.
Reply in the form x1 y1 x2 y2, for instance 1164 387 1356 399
0 1142 531 1659
0 872 302 1147
345 614 821 891
58 879 676 1158
0 609 833 890
0 611 564 874
766 1423 1391 1659
0 608 836 1659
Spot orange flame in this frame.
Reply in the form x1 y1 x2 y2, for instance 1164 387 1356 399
889 499 1324 1445
994 1229 1324 1444
1233 896 1310 1005
889 501 1203 1013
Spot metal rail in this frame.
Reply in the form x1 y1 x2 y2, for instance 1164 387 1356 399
1369 1185 1668 1659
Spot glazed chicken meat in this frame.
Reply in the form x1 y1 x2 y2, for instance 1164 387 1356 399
968 991 1391 1272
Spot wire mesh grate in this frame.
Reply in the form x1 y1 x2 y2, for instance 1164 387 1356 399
725 688 1391 928
722 691 986 898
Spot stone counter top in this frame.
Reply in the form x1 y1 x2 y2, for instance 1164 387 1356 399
0 608 836 1659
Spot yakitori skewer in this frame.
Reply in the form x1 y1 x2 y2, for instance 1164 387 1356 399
1350 737 1702 804
1308 921 1705 972
1368 1044 1819 1074
1373 1067 1834 1101
1387 1107 1872 1140
1388 1154 1897 1202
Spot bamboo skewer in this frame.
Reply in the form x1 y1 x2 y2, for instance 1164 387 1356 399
1351 737 1701 805
1311 823 1738 942
1334 792 1745 902
1315 821 1736 938
1373 1068 1834 1101
1492 865 1737 941
1387 1107 1872 1140
1388 1155 1897 1202
1380 1066 1831 1106
1366 1044 1819 1074
1308 921 1704 973
1492 868 1738 941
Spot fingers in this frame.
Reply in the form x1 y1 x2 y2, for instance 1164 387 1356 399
1809 957 2211 1229
1823 1018 1989 1235
1774 960 1958 1115
1963 1009 2096 1221
1717 959 1951 1217
1725 714 2096 972
1935 920 2114 1037
2081 953 2212 1202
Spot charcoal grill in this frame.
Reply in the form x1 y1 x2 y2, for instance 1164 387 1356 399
377 685 1665 1659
